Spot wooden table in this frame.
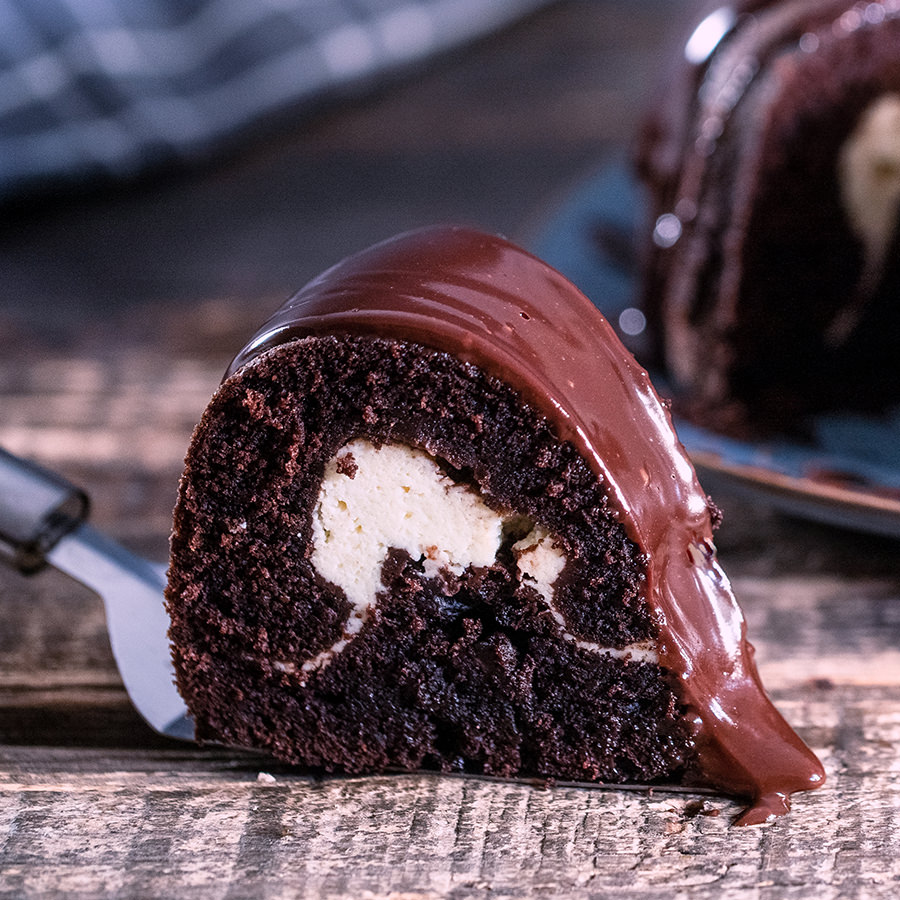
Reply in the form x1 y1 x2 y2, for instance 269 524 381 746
3 2 900 896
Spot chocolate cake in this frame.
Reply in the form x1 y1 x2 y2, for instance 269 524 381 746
166 226 823 824
637 0 900 434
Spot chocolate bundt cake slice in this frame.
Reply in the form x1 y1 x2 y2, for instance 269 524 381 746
637 0 900 434
166 226 823 823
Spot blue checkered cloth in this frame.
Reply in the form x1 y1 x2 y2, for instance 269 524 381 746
0 0 553 197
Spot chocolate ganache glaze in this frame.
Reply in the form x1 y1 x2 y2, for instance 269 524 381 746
227 226 824 823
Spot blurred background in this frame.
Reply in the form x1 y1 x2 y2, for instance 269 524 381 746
0 0 668 319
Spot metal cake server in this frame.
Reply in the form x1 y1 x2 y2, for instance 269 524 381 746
0 446 193 741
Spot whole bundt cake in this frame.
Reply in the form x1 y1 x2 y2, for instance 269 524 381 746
637 0 900 434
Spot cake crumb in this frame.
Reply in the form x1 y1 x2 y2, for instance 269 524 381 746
683 799 720 818
335 452 358 479
257 772 277 784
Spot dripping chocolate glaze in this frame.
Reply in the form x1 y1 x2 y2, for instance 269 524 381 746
227 226 824 823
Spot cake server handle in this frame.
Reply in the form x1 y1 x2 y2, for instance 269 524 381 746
0 446 193 741
0 446 89 573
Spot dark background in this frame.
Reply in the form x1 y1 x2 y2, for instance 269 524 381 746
0 1 667 327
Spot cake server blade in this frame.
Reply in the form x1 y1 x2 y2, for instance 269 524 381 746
0 447 193 741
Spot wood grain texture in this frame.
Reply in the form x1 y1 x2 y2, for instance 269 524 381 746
3 1 900 896
1 701 899 900
3 480 900 899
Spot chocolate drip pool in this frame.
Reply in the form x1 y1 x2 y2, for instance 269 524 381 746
228 226 824 822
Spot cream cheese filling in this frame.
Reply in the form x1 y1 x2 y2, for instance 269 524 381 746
283 439 658 678
512 525 657 663
839 92 900 284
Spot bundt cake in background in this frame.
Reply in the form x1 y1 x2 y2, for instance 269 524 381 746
637 0 900 435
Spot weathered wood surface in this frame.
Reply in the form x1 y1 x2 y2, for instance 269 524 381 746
4 572 900 899
3 1 900 896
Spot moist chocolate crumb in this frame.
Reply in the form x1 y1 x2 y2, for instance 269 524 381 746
167 335 697 784
335 452 358 479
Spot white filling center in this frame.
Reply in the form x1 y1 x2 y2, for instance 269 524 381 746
312 439 504 619
296 439 657 677
839 93 900 279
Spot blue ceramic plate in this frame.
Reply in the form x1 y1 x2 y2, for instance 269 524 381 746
531 161 900 540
